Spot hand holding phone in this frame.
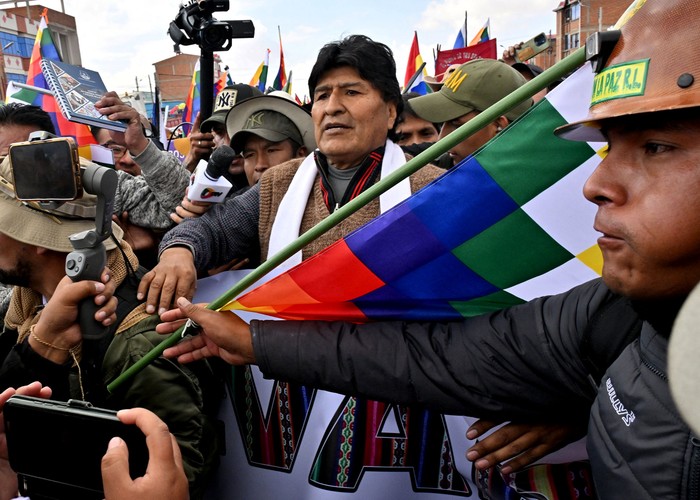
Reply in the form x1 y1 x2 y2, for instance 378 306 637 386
514 32 551 63
4 396 149 498
101 408 188 500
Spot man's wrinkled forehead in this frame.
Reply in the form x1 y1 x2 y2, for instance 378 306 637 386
313 79 367 96
313 66 377 96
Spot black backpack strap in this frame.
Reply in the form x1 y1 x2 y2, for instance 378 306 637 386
580 293 643 385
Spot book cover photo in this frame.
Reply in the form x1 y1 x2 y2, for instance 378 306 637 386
41 59 127 132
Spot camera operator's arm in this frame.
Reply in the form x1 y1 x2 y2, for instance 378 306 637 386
101 408 188 500
0 271 116 401
95 92 190 230
0 382 52 500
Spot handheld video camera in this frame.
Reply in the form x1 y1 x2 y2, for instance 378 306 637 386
168 0 254 52
8 131 118 339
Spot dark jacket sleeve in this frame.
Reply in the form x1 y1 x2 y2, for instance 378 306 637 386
0 330 72 399
159 182 261 272
252 279 614 421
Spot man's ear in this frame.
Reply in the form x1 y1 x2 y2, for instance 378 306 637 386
494 115 509 132
296 146 308 158
386 102 398 131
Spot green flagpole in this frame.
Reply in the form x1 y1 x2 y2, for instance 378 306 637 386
108 47 586 393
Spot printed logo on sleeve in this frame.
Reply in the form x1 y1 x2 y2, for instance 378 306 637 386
606 377 636 427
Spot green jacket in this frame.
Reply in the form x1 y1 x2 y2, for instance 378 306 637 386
103 314 222 499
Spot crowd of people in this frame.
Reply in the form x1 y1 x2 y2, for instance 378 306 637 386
0 0 698 498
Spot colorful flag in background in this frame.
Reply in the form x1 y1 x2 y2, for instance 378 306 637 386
403 32 431 95
453 18 467 49
214 69 227 95
181 59 200 137
468 18 491 46
7 9 95 145
282 70 292 95
249 49 270 93
222 63 605 321
25 10 59 96
272 27 287 91
182 60 231 136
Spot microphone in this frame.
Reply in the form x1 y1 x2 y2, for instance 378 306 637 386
187 145 237 202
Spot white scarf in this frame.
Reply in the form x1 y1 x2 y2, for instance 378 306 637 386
266 139 411 274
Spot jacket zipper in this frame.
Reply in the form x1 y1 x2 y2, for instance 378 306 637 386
689 438 700 498
640 356 667 381
642 350 700 496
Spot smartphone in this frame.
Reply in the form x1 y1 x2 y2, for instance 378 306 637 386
4 396 149 497
514 32 551 63
9 135 82 201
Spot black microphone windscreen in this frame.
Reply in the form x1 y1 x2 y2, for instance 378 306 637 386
205 145 237 179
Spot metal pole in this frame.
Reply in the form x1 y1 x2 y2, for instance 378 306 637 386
199 50 214 120
10 82 53 94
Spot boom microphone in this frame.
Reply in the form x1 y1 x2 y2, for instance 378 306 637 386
188 145 237 202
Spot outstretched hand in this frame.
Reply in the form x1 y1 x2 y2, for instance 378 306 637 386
465 419 585 474
138 247 197 316
156 297 255 365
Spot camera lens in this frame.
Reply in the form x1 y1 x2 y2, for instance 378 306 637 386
196 20 232 51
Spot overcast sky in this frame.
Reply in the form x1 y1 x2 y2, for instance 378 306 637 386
33 0 557 98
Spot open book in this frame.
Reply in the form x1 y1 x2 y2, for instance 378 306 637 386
41 59 127 132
